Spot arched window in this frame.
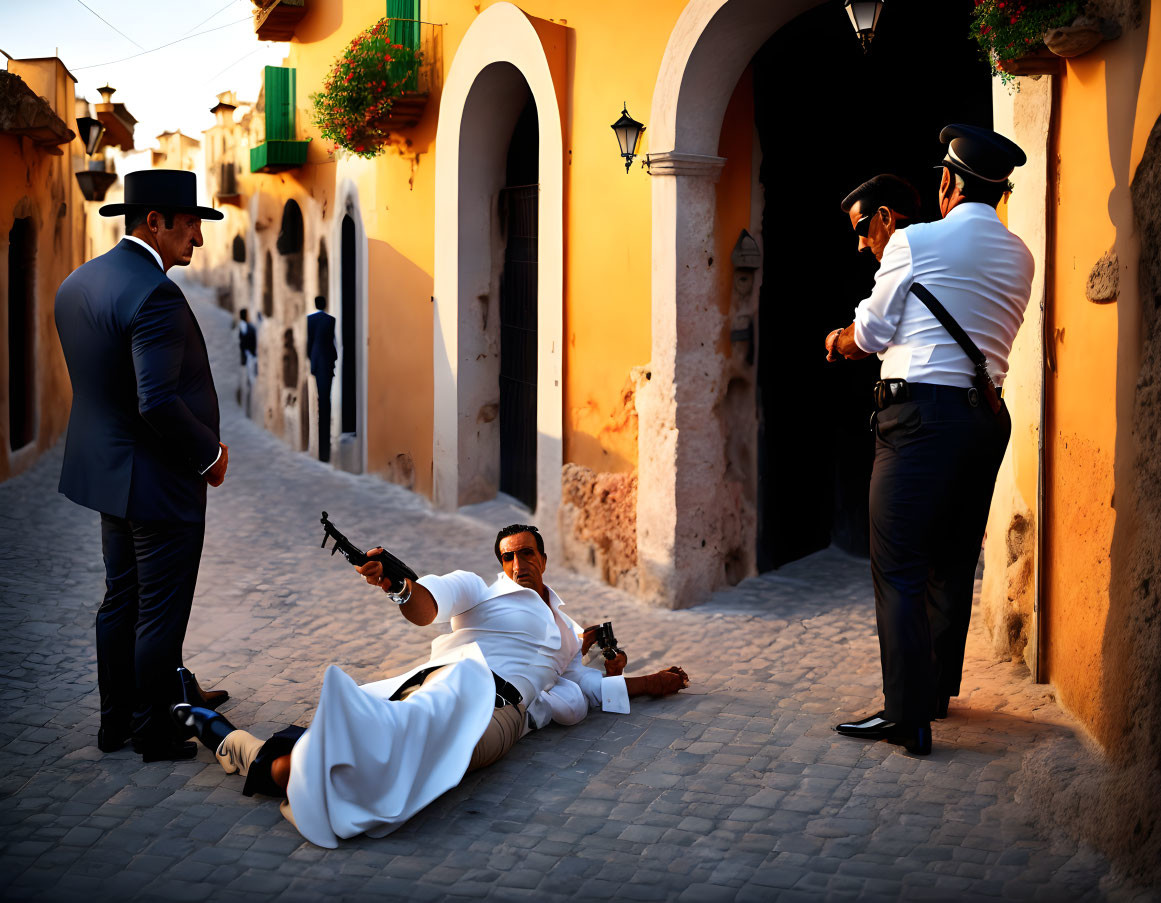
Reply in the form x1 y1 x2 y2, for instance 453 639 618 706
276 199 304 291
317 239 329 302
262 250 274 317
232 234 246 263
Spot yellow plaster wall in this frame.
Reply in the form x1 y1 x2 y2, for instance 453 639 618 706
1045 13 1160 746
1 60 85 481
257 0 693 492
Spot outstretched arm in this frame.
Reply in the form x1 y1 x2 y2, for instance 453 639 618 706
355 552 437 626
625 666 690 698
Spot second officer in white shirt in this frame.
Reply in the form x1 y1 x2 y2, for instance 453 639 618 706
826 125 1035 754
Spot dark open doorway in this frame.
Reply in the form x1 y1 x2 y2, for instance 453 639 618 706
8 217 35 451
340 214 358 436
753 0 992 569
498 97 539 510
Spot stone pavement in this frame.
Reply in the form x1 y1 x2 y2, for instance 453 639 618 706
0 276 1145 902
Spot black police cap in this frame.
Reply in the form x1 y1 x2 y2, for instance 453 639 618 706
935 124 1027 183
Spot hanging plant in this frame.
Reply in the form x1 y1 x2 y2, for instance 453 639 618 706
310 17 422 158
970 0 1081 83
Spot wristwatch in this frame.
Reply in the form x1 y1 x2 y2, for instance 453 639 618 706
387 580 412 606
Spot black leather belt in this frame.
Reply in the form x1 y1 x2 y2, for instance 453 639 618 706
390 665 523 709
873 380 987 411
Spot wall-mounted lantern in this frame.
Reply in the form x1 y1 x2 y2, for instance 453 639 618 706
611 104 645 174
76 117 106 155
844 0 885 51
74 114 117 201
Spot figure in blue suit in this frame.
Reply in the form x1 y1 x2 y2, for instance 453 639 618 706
55 171 231 762
306 296 337 463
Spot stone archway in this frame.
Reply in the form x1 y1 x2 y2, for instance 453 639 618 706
431 2 565 546
638 0 819 607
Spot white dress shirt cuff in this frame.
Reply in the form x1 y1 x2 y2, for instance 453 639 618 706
199 445 222 475
600 676 630 714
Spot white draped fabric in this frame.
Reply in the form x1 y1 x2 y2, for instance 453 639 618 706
285 644 496 849
281 571 630 848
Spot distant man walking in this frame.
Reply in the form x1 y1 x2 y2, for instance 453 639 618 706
55 170 230 763
306 296 337 462
825 127 1034 755
237 308 257 418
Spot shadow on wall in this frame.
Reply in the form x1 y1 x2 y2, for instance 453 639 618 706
364 237 433 495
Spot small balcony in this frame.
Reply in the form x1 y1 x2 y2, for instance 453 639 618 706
250 138 309 173
373 20 442 131
254 0 307 42
215 162 242 205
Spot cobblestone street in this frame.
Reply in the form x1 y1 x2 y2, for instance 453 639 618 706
0 277 1141 901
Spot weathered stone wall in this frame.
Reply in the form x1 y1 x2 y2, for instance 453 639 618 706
559 462 638 592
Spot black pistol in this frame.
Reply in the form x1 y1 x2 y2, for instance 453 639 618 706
319 511 418 590
585 621 625 662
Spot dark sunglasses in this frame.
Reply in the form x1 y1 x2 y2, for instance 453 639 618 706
854 213 874 237
501 548 537 562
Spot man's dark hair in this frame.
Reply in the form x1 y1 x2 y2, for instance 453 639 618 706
239 308 249 321
314 295 327 311
840 174 922 221
947 167 1009 208
125 208 177 233
494 524 544 562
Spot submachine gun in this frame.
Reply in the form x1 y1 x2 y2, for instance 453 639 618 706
319 511 418 591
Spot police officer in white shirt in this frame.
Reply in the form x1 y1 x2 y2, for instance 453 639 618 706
825 125 1035 755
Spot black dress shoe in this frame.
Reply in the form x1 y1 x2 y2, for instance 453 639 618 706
935 695 951 720
133 739 198 762
884 722 932 755
97 726 131 753
176 667 229 710
834 712 897 739
835 713 933 755
172 702 238 753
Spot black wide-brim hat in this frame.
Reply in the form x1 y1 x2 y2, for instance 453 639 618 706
99 169 224 220
934 124 1027 183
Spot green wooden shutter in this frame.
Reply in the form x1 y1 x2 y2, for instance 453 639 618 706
386 0 420 50
264 66 296 140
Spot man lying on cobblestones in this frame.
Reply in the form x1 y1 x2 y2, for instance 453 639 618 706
174 524 688 848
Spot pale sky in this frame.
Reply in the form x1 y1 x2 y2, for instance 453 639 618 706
1 0 287 147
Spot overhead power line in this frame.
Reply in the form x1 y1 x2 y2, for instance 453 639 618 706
73 17 251 70
183 0 243 37
73 0 146 50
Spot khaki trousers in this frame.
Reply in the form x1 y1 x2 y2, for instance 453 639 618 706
217 679 529 784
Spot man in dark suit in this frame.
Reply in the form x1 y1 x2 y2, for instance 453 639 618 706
55 170 231 762
306 296 337 463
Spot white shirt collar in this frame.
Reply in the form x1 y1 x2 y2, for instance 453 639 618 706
494 572 565 608
123 235 164 271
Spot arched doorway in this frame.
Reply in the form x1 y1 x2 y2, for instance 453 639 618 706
7 217 36 451
431 2 565 529
640 0 995 605
753 1 992 568
341 214 358 438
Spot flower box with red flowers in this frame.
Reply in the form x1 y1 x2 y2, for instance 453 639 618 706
970 0 1080 82
310 16 440 159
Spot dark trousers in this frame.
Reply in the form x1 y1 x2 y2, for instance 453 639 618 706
868 387 1011 724
98 513 205 742
315 372 333 463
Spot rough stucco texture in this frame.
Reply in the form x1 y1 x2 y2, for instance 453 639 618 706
1017 112 1161 887
559 463 638 593
980 473 1035 666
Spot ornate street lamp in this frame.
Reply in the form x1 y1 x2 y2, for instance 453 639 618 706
611 104 645 174
844 0 885 51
